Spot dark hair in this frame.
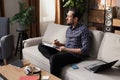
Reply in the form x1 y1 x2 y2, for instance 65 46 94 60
69 8 82 21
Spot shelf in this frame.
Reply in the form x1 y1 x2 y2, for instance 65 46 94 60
88 9 105 24
113 19 120 27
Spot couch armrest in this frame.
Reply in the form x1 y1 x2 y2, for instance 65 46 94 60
23 36 43 48
0 34 14 58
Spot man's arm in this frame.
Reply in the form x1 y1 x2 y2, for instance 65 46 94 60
80 29 90 54
57 29 90 54
57 46 82 54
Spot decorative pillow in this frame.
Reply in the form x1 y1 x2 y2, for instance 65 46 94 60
42 23 69 44
89 30 104 58
97 33 120 68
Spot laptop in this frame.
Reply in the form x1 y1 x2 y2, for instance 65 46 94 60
85 60 118 73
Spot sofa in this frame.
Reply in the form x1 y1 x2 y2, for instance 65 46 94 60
23 23 120 80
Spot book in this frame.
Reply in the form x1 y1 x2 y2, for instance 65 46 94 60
42 42 54 48
41 76 50 80
19 75 39 80
42 42 59 49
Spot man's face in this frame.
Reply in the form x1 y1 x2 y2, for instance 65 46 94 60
66 11 74 25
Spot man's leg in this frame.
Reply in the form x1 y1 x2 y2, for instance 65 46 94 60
38 43 59 59
50 52 88 77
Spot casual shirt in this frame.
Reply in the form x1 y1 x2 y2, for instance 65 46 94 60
65 23 90 55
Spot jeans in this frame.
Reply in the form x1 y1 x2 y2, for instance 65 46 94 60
38 43 89 77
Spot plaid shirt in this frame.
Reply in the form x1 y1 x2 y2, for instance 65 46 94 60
65 23 90 55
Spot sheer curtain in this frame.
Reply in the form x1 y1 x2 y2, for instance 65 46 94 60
40 0 55 36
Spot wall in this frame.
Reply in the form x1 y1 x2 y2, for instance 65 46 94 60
4 0 21 46
40 0 55 36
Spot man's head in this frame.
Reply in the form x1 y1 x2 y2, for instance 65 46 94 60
66 8 81 25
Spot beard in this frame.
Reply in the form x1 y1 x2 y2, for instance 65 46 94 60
66 23 72 25
66 21 73 25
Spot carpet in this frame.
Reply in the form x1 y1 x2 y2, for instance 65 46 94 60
0 55 20 66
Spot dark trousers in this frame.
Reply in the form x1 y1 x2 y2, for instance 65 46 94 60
38 43 88 77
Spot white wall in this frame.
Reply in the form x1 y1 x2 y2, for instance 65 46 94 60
4 0 21 46
40 0 55 36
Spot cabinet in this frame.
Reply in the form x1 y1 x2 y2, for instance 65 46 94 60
88 9 105 31
88 0 105 31
112 6 120 34
113 19 120 34
89 9 105 24
88 0 120 34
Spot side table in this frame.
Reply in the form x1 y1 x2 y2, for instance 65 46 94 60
15 29 28 59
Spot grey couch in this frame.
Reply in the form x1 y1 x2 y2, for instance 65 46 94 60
23 23 120 80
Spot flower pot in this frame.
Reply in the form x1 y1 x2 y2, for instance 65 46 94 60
17 23 28 31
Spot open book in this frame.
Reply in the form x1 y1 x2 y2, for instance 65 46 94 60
42 42 59 48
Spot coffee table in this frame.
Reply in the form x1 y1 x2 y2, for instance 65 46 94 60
0 64 61 80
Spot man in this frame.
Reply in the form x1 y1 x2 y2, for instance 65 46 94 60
38 8 90 77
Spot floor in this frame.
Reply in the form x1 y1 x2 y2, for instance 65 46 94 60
0 53 20 66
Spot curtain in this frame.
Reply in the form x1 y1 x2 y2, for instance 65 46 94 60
55 0 63 24
24 0 40 38
0 0 5 17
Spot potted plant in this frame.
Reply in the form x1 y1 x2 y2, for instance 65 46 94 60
62 0 88 23
62 0 87 12
10 2 35 31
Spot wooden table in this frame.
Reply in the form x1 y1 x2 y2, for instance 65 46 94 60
0 64 61 80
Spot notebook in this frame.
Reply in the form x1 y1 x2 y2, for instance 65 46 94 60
85 60 118 73
19 76 39 80
42 42 59 49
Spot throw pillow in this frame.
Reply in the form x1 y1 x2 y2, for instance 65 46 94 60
42 23 69 44
89 30 104 58
97 33 120 68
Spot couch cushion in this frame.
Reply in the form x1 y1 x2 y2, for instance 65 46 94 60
89 30 104 58
97 33 120 67
23 45 50 72
42 23 69 44
62 59 120 80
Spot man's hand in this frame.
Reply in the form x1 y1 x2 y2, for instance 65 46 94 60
52 39 60 46
57 46 82 54
57 46 65 52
